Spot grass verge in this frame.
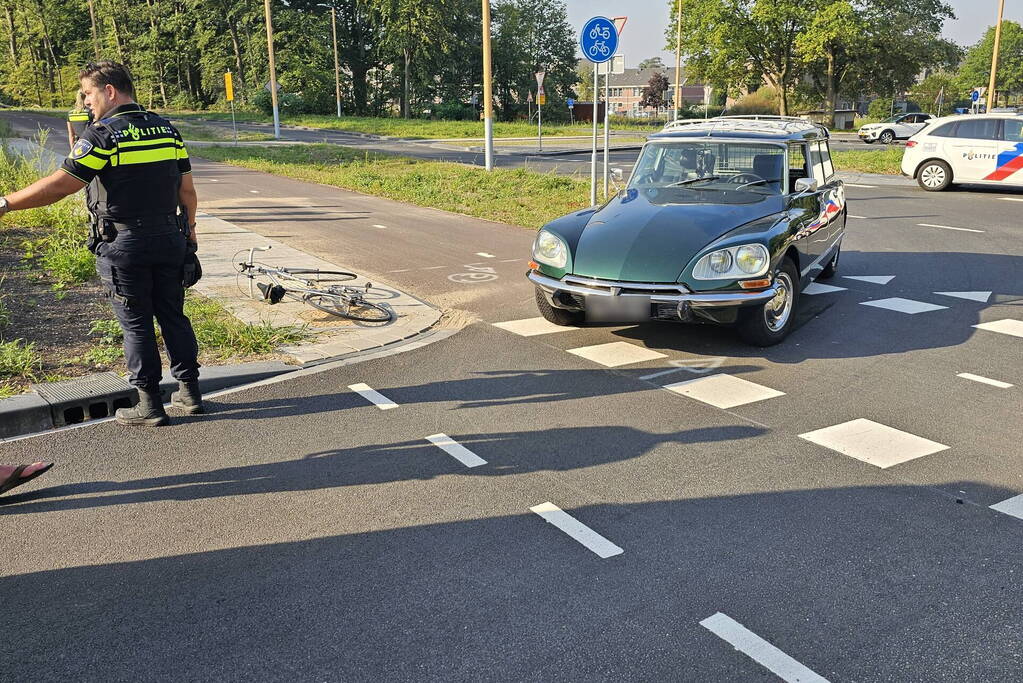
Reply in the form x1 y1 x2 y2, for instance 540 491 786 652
175 121 274 143
193 144 592 228
831 147 904 175
183 293 309 359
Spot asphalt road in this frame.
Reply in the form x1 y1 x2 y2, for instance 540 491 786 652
2 111 1023 681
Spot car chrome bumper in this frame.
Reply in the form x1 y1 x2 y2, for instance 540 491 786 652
527 270 778 309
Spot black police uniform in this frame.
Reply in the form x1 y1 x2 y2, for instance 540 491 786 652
61 102 200 394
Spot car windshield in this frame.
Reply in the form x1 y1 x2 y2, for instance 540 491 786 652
628 141 787 196
881 116 900 123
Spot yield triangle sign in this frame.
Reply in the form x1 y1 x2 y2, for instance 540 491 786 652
535 71 546 88
935 291 992 303
527 91 533 103
613 16 627 36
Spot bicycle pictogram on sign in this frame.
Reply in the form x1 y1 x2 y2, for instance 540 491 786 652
579 16 618 64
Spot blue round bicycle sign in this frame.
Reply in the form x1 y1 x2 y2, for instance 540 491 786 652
580 16 618 64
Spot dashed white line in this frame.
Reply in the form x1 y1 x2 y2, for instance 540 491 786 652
422 265 446 270
999 197 1023 202
249 190 259 194
529 502 623 558
700 613 830 683
387 269 411 273
957 373 1013 389
990 494 1023 520
499 258 522 263
371 224 388 229
347 383 398 410
209 179 219 182
848 214 867 219
844 183 876 188
475 252 496 258
426 434 487 468
917 223 985 233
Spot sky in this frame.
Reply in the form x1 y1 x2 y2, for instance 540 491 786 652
563 0 1023 68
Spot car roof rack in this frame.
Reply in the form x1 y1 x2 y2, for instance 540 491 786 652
661 115 829 139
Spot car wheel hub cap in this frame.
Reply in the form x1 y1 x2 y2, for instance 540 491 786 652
764 274 793 331
922 166 944 187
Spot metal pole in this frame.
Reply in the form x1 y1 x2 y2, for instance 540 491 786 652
987 0 1006 112
263 0 281 139
674 0 682 121
482 0 494 171
603 70 610 198
331 6 342 118
538 98 542 151
591 66 598 206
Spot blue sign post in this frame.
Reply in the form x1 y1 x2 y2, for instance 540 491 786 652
971 90 980 102
580 16 619 205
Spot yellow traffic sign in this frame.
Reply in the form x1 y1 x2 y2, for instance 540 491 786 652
538 94 546 105
224 72 234 102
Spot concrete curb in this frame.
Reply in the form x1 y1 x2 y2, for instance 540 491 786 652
0 361 296 440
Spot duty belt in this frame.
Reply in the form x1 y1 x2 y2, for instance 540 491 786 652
102 215 180 232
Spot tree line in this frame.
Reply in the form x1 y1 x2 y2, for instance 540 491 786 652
666 0 963 122
0 0 579 121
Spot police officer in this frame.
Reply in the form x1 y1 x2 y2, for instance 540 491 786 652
0 60 203 426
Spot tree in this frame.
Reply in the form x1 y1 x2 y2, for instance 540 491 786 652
910 71 958 115
956 21 1023 106
664 0 815 116
795 1 864 126
638 57 665 70
640 72 669 109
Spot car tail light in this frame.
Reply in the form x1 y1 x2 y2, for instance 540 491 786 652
905 141 917 148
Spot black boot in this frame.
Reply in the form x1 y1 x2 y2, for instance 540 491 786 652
116 390 170 426
170 380 204 415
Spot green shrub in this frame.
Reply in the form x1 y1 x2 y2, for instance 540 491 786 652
0 339 42 380
728 87 781 115
867 98 895 120
89 318 123 345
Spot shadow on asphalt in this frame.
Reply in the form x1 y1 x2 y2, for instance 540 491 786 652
0 424 766 512
2 483 1022 680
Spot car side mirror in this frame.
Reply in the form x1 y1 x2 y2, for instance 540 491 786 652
611 168 624 182
792 177 818 196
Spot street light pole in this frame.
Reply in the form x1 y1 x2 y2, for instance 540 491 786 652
331 6 341 118
986 0 1006 112
263 0 281 139
674 0 682 121
482 0 494 171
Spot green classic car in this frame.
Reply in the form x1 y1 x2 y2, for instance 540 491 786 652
528 116 847 346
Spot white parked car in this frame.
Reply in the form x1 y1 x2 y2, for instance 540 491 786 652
900 113 1023 191
858 113 935 144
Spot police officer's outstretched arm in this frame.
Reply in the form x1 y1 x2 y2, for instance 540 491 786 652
0 170 86 214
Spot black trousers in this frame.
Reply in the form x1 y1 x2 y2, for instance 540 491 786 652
95 228 200 392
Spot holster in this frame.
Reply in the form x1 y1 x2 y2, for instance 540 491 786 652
86 213 101 254
98 219 119 243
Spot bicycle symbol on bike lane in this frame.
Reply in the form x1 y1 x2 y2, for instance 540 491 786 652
448 264 499 284
579 16 618 64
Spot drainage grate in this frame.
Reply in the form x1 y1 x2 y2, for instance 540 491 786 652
33 372 135 427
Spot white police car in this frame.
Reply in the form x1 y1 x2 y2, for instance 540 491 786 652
900 113 1023 191
858 113 934 144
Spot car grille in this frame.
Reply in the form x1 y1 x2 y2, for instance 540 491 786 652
561 274 690 297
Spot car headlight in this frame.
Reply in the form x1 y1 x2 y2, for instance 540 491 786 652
532 230 568 269
693 244 769 280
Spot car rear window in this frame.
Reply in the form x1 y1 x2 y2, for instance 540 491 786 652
928 122 957 137
954 119 1001 140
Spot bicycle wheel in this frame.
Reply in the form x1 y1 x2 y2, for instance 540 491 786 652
303 293 392 322
280 268 357 283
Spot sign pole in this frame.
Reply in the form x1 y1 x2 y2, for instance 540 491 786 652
603 69 610 198
674 0 682 121
535 71 546 152
263 0 281 139
482 0 495 171
331 7 342 118
225 71 237 145
591 65 598 205
987 0 1006 112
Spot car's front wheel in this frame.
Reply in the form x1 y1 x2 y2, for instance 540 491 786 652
917 160 952 191
879 130 896 144
535 286 584 326
737 258 799 346
862 139 875 145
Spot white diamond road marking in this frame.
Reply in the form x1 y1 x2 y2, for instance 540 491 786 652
700 613 830 683
860 298 948 314
664 374 785 409
935 291 992 303
957 373 1013 389
347 383 398 410
803 282 847 295
567 341 667 367
843 275 895 285
990 494 1023 520
799 418 949 469
426 434 487 468
529 502 623 558
917 223 985 233
974 319 1023 338
492 317 579 336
